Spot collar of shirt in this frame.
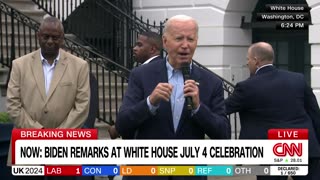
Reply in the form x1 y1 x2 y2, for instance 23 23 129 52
142 55 159 65
40 50 61 95
40 50 60 66
255 64 273 74
166 59 175 79
165 57 193 79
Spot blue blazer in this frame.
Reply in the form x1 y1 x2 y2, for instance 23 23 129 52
225 66 320 158
116 59 230 140
116 59 230 180
146 55 162 64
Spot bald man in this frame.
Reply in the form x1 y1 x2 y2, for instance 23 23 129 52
225 42 320 180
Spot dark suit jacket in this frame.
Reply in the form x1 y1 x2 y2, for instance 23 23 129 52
83 73 99 128
145 55 162 64
116 59 230 180
225 66 320 158
116 59 230 140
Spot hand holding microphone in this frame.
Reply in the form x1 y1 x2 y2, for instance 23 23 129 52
181 63 200 110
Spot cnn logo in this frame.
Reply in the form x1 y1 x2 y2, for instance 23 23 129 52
273 143 302 157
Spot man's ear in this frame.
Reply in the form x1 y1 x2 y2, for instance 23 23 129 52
162 36 167 49
150 45 156 54
60 33 65 48
254 57 259 66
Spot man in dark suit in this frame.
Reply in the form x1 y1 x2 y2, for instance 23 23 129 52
133 31 163 65
107 31 163 139
116 15 230 180
225 42 320 180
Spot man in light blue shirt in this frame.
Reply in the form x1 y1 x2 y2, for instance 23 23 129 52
117 14 230 140
117 15 230 180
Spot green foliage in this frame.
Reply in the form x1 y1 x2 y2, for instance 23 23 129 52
0 112 11 123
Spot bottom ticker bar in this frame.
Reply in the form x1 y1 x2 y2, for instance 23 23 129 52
11 165 308 176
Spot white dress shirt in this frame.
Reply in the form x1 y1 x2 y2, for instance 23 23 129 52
40 51 60 95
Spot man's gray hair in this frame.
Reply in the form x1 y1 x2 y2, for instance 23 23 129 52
163 15 198 35
39 16 64 33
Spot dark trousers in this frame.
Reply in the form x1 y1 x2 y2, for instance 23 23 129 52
257 158 320 180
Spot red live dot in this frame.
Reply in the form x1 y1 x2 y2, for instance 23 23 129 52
268 129 308 139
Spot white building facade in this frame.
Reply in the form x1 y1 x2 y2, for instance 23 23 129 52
133 0 320 104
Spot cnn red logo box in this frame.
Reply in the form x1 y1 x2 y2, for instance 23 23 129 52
268 129 308 157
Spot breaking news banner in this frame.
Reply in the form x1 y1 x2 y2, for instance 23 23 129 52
11 129 308 176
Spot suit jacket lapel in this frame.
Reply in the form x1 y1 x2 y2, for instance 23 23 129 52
31 49 46 101
155 60 175 133
46 49 68 102
176 62 201 133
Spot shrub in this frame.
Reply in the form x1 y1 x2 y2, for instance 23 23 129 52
0 112 11 123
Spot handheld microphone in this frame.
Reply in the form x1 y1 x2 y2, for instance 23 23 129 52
181 62 193 110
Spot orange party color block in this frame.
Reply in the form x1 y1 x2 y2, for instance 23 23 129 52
120 166 157 176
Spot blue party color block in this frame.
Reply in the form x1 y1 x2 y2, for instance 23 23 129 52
82 166 120 176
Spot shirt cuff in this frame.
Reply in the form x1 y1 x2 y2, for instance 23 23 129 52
191 104 200 116
147 96 159 115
